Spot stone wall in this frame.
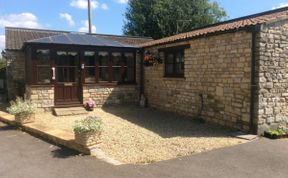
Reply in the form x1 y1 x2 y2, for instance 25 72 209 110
83 85 139 107
144 31 252 131
256 19 288 134
5 50 26 100
25 85 54 111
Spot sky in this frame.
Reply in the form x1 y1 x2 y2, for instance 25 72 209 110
0 0 288 55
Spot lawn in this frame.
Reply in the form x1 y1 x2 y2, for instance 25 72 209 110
35 106 246 164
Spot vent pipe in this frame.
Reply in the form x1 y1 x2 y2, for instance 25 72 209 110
88 0 92 33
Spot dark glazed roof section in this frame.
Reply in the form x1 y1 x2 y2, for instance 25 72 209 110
26 33 137 48
5 27 152 50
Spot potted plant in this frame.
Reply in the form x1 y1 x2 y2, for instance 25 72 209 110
84 98 96 111
144 51 163 67
144 51 154 67
7 97 36 124
73 116 103 147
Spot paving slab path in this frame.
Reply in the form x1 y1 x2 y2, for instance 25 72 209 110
1 122 288 178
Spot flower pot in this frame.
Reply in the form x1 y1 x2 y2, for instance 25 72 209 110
144 61 153 67
15 113 35 124
74 131 101 147
85 106 94 111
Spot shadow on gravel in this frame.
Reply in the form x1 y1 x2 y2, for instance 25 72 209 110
102 105 237 138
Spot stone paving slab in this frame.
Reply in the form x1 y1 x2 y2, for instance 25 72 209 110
0 111 90 154
54 107 88 116
0 110 123 165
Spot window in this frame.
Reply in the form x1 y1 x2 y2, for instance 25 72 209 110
36 49 51 84
98 51 109 82
124 53 135 82
98 51 135 84
164 49 185 77
56 51 79 83
84 51 96 83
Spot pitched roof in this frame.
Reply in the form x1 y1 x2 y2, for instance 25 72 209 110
5 27 152 50
139 7 288 47
26 33 137 48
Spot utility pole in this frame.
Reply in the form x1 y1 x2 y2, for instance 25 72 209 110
88 0 92 33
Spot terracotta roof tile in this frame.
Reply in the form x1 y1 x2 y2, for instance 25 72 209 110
139 7 288 47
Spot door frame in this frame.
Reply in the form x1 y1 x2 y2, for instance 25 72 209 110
53 50 83 107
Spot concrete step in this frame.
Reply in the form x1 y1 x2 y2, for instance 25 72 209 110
54 107 88 116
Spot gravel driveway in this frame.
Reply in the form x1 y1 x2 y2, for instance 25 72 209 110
35 106 246 164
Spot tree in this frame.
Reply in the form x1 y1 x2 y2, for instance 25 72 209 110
123 0 227 39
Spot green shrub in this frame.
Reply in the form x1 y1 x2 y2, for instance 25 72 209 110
7 97 36 115
267 128 287 136
74 116 103 134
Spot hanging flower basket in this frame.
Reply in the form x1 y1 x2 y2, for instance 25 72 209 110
144 51 162 67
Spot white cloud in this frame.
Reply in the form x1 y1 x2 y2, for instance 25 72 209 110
79 20 96 33
70 0 99 9
0 12 42 28
59 13 75 26
273 3 288 9
115 0 129 4
101 3 109 10
0 35 5 55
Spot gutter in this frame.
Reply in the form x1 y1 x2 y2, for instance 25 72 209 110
249 24 261 134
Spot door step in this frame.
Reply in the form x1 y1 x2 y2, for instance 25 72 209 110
54 107 88 116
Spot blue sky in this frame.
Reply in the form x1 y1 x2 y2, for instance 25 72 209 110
0 0 288 53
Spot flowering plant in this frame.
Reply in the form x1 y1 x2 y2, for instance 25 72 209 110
84 98 95 111
144 51 162 67
7 97 36 115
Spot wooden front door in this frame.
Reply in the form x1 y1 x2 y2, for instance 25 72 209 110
54 51 82 107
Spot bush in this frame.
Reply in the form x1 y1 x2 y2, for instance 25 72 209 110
267 128 287 136
74 116 103 134
7 97 36 115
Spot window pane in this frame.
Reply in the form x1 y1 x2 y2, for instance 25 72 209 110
112 52 122 66
113 67 122 82
36 49 50 65
56 51 78 66
85 67 96 83
99 67 109 81
175 52 184 74
37 67 51 84
84 51 95 66
126 68 135 82
99 52 109 66
166 53 174 63
125 53 134 68
57 67 78 82
166 64 174 74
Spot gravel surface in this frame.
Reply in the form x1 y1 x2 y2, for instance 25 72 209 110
35 106 247 164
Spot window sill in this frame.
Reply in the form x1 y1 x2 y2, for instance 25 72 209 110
163 76 186 81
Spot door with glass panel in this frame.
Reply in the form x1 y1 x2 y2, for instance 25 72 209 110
54 51 82 106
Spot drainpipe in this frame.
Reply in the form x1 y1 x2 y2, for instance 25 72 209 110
249 25 261 134
139 49 144 96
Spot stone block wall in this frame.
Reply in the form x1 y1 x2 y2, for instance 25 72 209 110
25 85 54 110
5 50 26 100
144 31 252 131
256 19 288 134
83 85 139 107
